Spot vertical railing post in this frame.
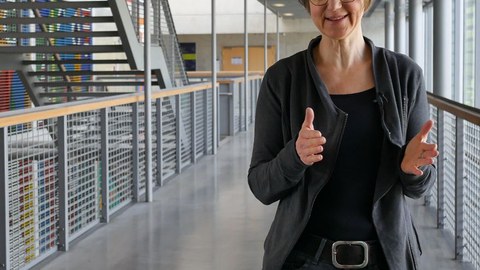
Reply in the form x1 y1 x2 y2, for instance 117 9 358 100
57 116 69 251
252 79 256 124
191 92 197 164
230 82 235 136
0 127 10 270
204 90 209 155
455 117 465 260
132 103 140 201
175 95 182 174
101 108 110 223
240 81 245 132
248 79 253 125
437 109 445 229
156 99 163 186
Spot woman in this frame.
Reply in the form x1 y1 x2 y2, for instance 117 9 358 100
247 0 439 269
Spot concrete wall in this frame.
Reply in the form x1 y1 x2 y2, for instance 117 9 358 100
170 0 281 34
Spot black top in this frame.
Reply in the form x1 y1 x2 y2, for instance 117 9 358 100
305 88 383 241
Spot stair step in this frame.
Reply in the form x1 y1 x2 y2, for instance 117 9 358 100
29 70 153 76
22 59 130 65
34 81 158 87
0 31 119 39
0 45 124 54
0 16 114 25
0 1 109 10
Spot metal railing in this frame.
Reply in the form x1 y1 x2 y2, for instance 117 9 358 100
0 74 262 270
426 92 480 270
126 0 188 86
7 72 480 270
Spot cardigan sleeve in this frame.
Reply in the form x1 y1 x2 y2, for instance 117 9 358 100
399 69 437 199
248 68 308 205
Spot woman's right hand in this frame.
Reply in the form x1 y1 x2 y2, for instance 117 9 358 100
296 107 327 165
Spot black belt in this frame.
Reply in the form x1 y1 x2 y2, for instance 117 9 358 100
294 233 388 269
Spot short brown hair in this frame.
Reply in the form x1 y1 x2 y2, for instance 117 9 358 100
298 0 373 12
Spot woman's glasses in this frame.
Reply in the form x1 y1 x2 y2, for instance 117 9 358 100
310 0 356 6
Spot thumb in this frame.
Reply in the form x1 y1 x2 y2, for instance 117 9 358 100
303 107 315 129
419 119 434 142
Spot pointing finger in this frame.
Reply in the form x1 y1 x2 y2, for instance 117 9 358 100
419 119 434 142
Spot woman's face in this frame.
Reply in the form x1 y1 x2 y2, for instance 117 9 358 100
309 0 366 41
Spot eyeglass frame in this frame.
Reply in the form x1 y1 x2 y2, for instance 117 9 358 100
309 0 356 6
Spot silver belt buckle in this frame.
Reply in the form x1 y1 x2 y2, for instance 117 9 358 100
332 241 369 269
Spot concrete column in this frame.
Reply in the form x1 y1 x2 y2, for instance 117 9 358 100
394 0 407 54
433 0 453 98
212 0 218 153
385 1 394 51
409 0 424 67
144 0 153 202
476 0 480 106
454 0 464 102
276 11 280 61
264 0 268 72
244 0 249 131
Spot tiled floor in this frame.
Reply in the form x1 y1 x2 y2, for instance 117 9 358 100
35 130 474 270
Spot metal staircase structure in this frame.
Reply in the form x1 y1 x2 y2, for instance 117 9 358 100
0 0 188 106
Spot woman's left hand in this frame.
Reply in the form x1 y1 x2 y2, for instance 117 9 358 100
401 120 440 176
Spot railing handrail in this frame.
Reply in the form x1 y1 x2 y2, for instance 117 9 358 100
187 71 265 78
0 82 215 128
427 92 480 125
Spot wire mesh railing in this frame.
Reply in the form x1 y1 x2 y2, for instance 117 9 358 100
0 76 263 270
7 119 58 270
427 93 480 270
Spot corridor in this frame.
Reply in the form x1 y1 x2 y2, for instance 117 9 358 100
35 130 474 270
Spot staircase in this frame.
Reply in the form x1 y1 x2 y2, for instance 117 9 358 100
0 0 186 106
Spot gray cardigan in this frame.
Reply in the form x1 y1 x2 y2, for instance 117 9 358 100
248 36 436 270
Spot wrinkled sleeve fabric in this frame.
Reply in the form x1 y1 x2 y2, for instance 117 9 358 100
399 69 437 199
248 67 308 205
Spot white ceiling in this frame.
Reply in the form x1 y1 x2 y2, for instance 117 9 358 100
257 0 311 19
